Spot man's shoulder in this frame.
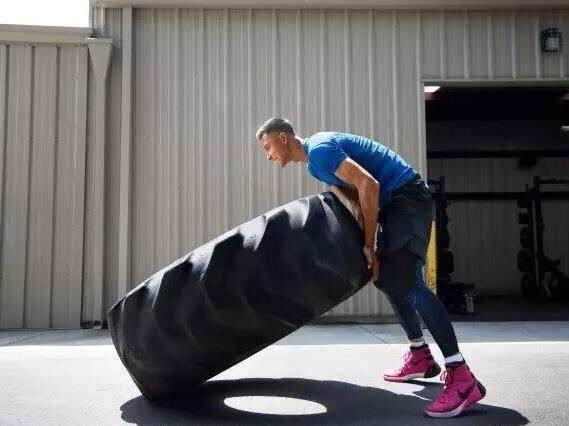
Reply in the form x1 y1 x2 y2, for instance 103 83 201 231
305 132 345 152
306 132 341 155
307 131 376 146
306 131 337 145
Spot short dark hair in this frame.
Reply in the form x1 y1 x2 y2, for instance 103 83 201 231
255 117 295 140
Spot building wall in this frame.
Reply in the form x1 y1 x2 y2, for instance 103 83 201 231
97 7 569 318
2 8 567 329
0 40 89 328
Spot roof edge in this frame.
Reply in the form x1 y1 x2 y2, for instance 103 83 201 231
90 0 569 9
0 24 93 44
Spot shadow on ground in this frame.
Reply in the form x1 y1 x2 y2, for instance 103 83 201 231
120 378 528 425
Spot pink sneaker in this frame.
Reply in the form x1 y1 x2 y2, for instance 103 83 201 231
384 345 441 382
425 362 486 418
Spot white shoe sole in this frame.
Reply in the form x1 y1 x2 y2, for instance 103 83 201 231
424 382 485 418
424 398 470 418
384 363 441 382
384 372 429 382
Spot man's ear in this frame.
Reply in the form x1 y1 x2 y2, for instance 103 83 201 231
280 132 288 145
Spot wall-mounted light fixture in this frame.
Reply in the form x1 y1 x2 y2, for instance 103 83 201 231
541 28 562 53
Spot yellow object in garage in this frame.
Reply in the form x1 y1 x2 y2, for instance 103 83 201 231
425 221 437 294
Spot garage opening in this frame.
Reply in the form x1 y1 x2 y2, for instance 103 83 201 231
425 85 569 321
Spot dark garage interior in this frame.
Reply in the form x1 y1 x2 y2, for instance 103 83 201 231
426 86 569 321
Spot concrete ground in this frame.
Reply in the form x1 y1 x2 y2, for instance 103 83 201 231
1 322 568 425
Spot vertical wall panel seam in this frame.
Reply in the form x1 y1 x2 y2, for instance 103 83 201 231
511 11 517 78
171 11 176 248
320 11 326 128
345 10 352 314
247 9 253 217
392 10 398 150
224 9 230 227
171 10 178 256
415 10 426 314
295 10 302 198
119 6 132 298
559 11 565 77
487 14 494 78
82 44 93 324
198 9 205 241
186 10 192 247
23 45 35 327
81 44 89 324
74 46 88 327
0 46 8 324
439 10 445 80
368 10 375 138
416 11 424 175
345 9 352 315
101 7 107 35
465 10 470 78
534 14 541 78
49 46 60 328
178 8 185 253
271 10 278 206
344 10 350 131
152 9 158 265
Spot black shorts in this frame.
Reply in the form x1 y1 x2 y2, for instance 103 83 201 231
374 175 433 297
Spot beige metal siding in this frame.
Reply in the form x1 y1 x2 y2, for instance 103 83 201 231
2 8 567 329
98 7 568 318
105 8 124 321
421 10 569 80
0 43 89 328
1 7 567 327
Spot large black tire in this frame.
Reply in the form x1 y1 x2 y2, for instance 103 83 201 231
108 192 368 401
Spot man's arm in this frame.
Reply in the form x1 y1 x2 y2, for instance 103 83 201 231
334 158 380 283
334 158 380 249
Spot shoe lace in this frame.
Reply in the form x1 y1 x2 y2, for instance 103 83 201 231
403 350 414 363
396 350 416 373
436 369 458 403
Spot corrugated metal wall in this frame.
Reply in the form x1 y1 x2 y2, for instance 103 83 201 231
0 43 89 328
98 7 569 318
421 10 569 80
0 8 567 329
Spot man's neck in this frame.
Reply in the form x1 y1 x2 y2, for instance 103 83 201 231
291 135 308 163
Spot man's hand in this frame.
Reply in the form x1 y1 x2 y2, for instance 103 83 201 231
362 246 380 285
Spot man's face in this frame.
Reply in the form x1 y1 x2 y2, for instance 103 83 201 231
259 132 289 167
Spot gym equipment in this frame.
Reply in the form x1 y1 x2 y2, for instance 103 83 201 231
516 177 569 302
428 177 477 315
108 192 369 402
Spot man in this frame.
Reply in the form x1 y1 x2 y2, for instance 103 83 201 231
255 117 486 418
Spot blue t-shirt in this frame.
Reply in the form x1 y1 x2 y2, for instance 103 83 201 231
302 132 417 205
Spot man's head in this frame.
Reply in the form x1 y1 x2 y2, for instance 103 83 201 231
256 117 297 168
